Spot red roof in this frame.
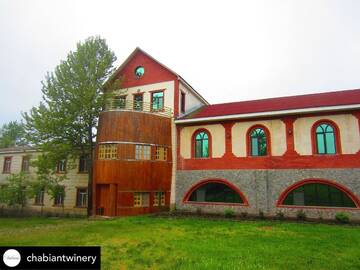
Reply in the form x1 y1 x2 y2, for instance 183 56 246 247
181 88 360 120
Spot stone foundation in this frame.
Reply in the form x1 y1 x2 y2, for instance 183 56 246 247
175 169 360 221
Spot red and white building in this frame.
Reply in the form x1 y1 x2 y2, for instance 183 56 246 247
93 47 360 220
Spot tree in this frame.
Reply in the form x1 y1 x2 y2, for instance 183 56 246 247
23 36 117 216
0 173 30 209
0 121 26 148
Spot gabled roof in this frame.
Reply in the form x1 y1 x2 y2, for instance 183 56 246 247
176 88 360 123
107 47 209 105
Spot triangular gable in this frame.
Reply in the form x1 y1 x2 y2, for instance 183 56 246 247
105 47 209 104
107 47 177 89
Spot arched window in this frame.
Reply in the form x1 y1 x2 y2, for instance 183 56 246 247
194 131 209 158
280 180 358 208
315 123 336 154
185 181 246 204
250 127 267 156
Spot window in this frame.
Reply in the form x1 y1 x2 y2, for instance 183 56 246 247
133 94 143 111
282 182 356 208
114 95 127 109
3 157 11 174
21 156 30 173
154 192 166 206
180 92 186 113
134 192 150 207
54 187 65 206
151 91 164 111
155 146 167 161
250 127 267 156
315 123 336 154
57 160 66 173
76 188 88 207
98 144 118 159
188 182 244 204
135 145 151 160
34 188 45 205
134 66 145 78
79 155 89 173
194 131 209 158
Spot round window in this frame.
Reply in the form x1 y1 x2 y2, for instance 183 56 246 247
134 66 145 78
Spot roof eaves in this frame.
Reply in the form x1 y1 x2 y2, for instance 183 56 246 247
175 103 360 124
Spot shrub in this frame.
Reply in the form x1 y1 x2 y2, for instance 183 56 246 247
240 212 248 218
275 211 285 220
335 212 350 224
259 210 265 219
224 208 235 218
196 207 202 216
296 210 306 221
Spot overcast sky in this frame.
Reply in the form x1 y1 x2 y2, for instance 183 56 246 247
1 0 360 125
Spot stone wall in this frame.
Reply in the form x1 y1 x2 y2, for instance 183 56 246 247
176 169 360 220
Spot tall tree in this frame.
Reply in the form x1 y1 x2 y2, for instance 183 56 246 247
23 36 117 216
0 121 26 148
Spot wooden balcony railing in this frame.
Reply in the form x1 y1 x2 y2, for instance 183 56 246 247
104 99 173 117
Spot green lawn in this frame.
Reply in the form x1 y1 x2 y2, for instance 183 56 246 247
0 216 359 270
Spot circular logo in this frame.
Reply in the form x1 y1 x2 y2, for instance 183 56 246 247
3 249 21 267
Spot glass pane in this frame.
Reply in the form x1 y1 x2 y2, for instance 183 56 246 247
293 189 305 205
283 192 294 205
325 124 334 132
251 138 258 156
202 140 209 157
259 137 267 156
329 186 342 207
135 66 145 77
325 133 336 154
134 95 143 111
304 184 316 206
283 183 356 207
316 125 324 133
195 141 202 158
188 183 243 203
152 92 164 111
317 134 325 154
317 184 330 206
342 194 356 207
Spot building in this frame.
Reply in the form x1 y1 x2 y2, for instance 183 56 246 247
0 146 88 215
94 47 360 220
1 48 360 220
93 48 208 216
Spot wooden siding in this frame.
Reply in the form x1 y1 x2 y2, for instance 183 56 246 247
93 110 172 216
97 111 172 146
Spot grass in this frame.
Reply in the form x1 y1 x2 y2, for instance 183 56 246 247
0 216 359 270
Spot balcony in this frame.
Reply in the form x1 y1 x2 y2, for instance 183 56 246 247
104 99 173 117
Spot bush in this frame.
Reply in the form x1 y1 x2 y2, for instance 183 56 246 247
296 210 306 221
275 211 285 220
335 212 350 224
240 212 248 218
224 208 235 218
195 207 202 216
258 210 265 219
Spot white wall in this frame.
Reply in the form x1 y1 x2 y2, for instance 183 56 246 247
115 80 175 111
231 120 286 157
294 114 360 155
178 82 206 117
